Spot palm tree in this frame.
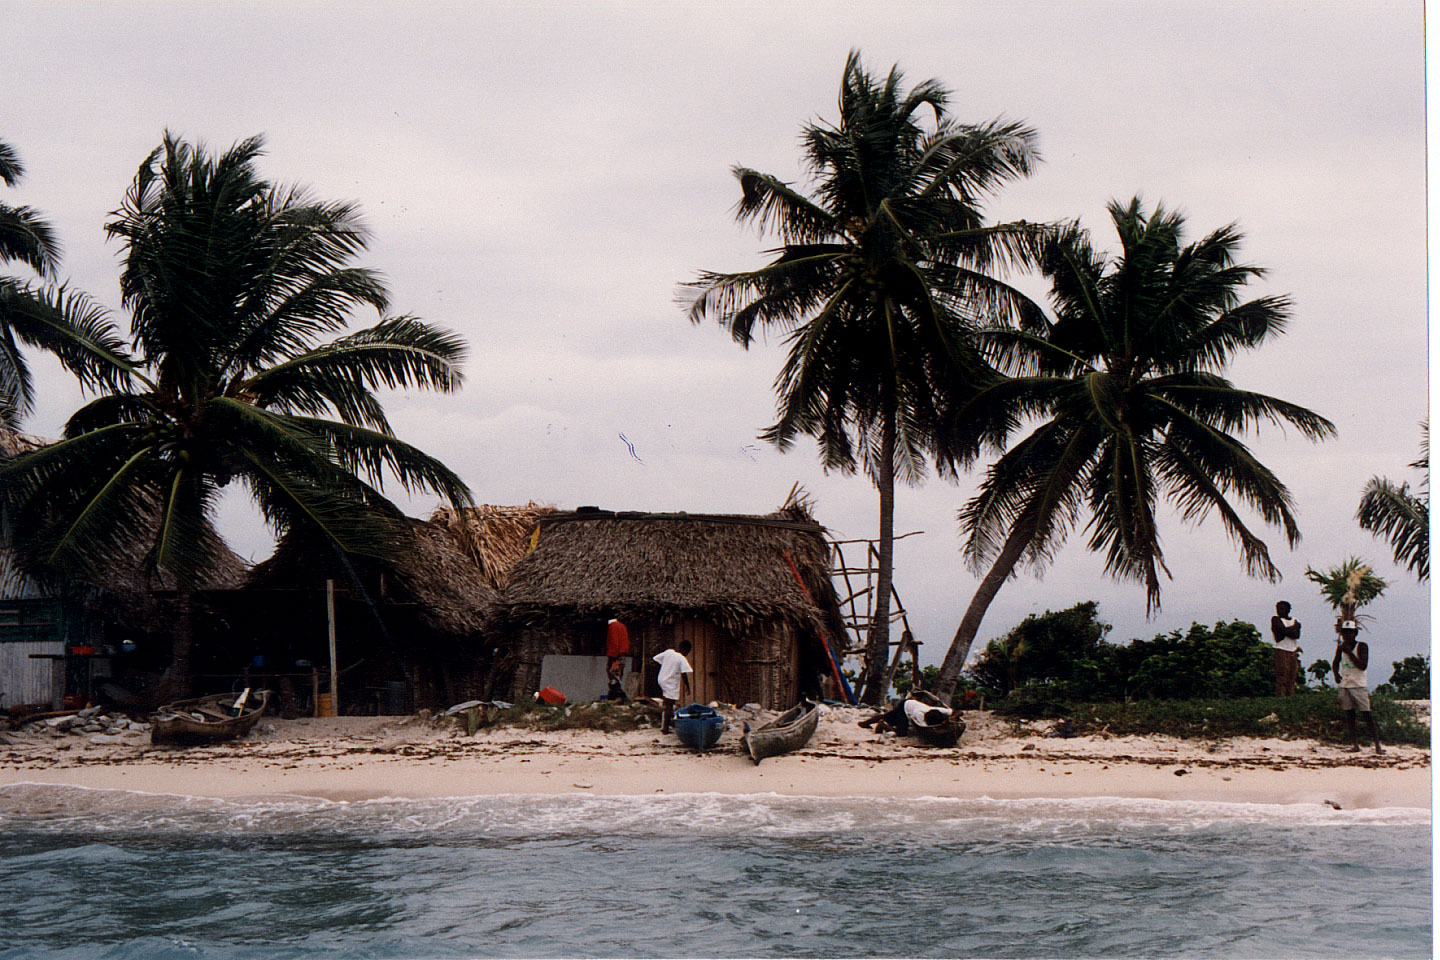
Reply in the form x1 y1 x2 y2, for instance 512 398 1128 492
686 52 1047 703
0 133 473 698
0 140 128 427
932 197 1336 700
1356 424 1428 580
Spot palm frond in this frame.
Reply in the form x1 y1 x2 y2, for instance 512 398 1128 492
0 203 60 277
1357 477 1428 580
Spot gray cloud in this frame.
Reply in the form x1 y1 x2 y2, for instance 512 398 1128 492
5 0 1428 674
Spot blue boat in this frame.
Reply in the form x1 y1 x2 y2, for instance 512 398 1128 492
672 703 725 750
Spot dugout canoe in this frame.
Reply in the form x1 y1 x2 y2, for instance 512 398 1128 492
151 689 270 745
740 699 819 764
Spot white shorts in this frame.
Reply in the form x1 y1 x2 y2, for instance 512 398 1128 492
1337 686 1371 712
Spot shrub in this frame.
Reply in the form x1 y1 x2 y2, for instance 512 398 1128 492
1075 690 1428 746
1376 655 1430 700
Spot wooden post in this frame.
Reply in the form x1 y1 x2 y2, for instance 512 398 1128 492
327 579 338 716
312 667 320 718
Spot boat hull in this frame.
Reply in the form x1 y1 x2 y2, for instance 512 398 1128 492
151 691 270 745
741 700 819 764
672 703 725 751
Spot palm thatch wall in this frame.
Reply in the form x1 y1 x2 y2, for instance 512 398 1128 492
428 502 558 589
491 498 847 709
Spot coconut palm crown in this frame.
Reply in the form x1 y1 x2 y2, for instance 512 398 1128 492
686 51 1047 702
1 133 473 593
933 197 1336 698
0 139 129 428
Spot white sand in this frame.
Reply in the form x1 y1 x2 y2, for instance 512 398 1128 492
0 705 1428 811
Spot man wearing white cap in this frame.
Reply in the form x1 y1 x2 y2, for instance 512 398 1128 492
1331 620 1382 753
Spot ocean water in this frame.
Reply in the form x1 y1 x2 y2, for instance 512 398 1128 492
0 785 1429 959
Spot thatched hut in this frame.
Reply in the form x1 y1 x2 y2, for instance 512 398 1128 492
243 516 497 712
1 428 247 710
491 499 848 709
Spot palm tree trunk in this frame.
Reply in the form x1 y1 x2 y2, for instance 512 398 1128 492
934 514 1037 702
861 415 896 705
155 583 196 704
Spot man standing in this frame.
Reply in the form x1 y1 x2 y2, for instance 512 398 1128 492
605 617 629 701
1270 601 1302 696
653 639 693 734
1332 620 1383 754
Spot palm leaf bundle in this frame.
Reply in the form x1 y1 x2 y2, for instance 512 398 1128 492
1303 557 1388 615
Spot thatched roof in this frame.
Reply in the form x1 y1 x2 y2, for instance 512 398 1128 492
0 428 246 606
495 497 845 637
0 428 46 459
248 517 496 637
428 502 558 589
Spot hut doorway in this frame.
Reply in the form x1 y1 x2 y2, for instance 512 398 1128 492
673 619 718 706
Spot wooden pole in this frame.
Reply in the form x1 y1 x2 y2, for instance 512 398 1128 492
327 579 338 715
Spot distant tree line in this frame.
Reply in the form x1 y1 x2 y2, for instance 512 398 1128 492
959 601 1428 707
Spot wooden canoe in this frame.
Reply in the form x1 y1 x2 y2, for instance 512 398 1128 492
673 702 725 751
740 699 819 764
151 690 270 745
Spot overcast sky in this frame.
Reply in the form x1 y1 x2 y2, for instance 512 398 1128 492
4 1 1430 677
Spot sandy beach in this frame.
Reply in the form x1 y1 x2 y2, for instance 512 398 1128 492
0 704 1428 812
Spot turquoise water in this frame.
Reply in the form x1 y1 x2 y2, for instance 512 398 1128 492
0 785 1430 958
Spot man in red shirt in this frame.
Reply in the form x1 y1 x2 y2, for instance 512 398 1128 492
605 618 629 700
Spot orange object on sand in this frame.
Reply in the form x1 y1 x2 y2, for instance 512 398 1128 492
535 686 566 705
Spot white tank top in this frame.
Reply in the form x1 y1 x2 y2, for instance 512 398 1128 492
1338 648 1367 688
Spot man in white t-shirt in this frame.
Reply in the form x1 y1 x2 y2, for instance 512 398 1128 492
653 639 693 734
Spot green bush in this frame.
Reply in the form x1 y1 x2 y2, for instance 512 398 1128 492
1376 654 1430 700
1075 690 1428 746
966 606 1284 704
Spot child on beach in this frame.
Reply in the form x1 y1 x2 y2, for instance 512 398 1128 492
653 639 693 734
1332 620 1383 754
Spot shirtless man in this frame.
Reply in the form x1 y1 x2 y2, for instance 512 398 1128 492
1332 620 1383 754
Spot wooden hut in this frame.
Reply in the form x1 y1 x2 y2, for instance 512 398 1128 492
491 500 848 709
244 517 497 712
